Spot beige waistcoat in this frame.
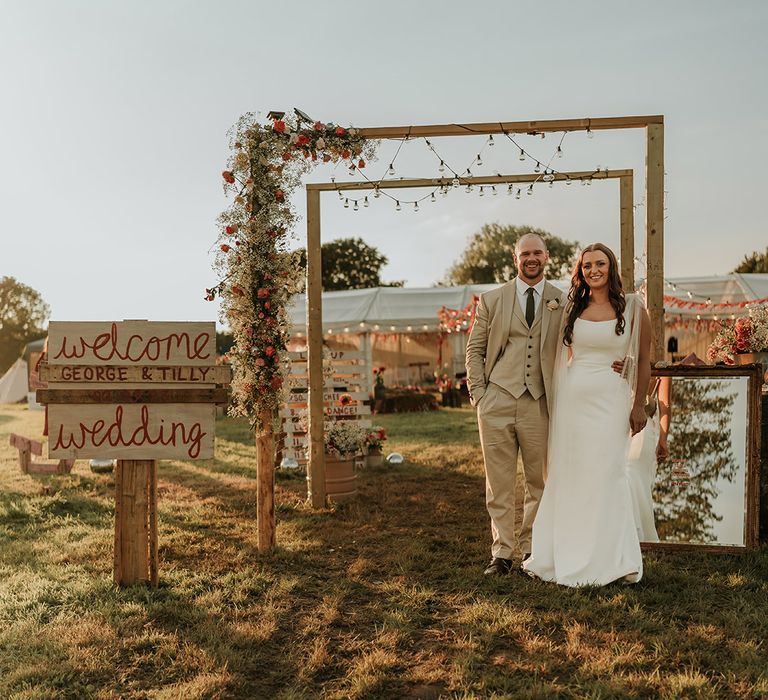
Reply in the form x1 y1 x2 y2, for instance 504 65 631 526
488 303 545 400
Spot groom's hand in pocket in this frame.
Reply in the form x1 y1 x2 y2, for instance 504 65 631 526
611 359 625 375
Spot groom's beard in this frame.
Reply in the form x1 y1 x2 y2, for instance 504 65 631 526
520 262 543 281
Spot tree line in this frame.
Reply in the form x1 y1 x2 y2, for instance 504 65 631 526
2 239 767 376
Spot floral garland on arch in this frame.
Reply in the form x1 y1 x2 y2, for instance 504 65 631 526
209 112 377 427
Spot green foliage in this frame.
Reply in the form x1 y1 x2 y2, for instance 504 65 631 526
733 247 768 273
0 276 50 375
443 224 579 285
295 237 404 291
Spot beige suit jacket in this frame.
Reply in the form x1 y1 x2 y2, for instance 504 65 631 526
465 279 565 413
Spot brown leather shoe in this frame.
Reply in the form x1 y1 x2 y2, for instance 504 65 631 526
483 557 513 575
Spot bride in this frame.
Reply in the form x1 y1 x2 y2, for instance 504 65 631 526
523 243 651 587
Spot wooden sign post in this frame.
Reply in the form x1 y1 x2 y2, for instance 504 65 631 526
38 321 230 587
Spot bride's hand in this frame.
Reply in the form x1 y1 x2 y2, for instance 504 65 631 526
630 405 647 436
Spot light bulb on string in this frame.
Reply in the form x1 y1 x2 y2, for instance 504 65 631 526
516 188 521 199
353 200 359 211
527 184 534 196
363 196 369 208
344 198 349 208
430 192 436 202
388 163 395 176
488 135 495 147
438 160 445 173
557 146 563 158
476 154 483 166
507 184 514 195
348 163 356 175
548 180 554 188
534 161 541 173
587 127 594 139
337 190 343 200
519 149 525 161
395 200 401 211
586 178 592 186
414 202 419 212
492 186 497 195
373 187 381 198
452 176 460 188
479 186 485 197
465 184 473 193
566 176 572 185
441 186 448 197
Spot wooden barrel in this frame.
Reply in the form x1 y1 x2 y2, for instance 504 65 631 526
324 454 358 502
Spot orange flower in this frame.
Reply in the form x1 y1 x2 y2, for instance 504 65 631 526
220 244 231 253
273 120 286 133
275 190 285 202
358 159 365 169
222 170 235 184
335 126 346 136
225 224 237 235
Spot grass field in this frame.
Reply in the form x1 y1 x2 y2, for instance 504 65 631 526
1 402 767 699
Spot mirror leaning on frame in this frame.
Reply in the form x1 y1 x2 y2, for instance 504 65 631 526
629 364 763 551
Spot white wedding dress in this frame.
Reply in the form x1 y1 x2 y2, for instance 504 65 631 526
523 314 643 587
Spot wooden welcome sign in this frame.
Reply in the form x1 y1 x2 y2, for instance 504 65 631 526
37 320 231 587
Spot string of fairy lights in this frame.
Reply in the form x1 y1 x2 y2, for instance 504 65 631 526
332 128 607 211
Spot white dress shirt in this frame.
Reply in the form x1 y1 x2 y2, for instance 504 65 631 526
515 276 546 318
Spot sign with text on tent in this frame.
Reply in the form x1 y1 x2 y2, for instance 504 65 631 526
279 349 371 463
38 321 230 460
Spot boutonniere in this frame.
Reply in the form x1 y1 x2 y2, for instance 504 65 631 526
546 298 560 311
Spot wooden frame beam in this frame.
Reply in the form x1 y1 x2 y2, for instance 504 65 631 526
357 115 663 139
307 169 632 192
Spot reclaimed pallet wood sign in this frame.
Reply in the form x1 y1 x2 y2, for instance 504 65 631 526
39 321 230 460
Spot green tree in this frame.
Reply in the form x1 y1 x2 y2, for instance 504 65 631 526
733 247 768 273
295 237 404 291
0 276 51 374
442 224 579 285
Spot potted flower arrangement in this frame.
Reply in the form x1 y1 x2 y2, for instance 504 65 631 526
365 426 387 467
706 305 768 382
323 420 368 501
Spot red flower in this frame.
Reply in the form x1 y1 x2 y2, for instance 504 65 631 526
297 134 310 146
322 154 331 162
205 294 215 302
282 152 292 161
313 121 324 131
265 346 276 357
222 170 235 184
273 120 286 133
220 244 231 253
264 301 271 310
275 190 285 202
271 375 283 389
231 285 244 296
225 224 237 235
341 149 350 160
311 151 317 161
257 288 269 299
255 358 265 366
358 159 365 169
335 126 346 136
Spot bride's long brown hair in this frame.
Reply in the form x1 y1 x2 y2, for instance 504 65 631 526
563 243 626 346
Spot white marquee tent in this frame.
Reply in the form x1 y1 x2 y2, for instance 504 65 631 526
0 358 29 404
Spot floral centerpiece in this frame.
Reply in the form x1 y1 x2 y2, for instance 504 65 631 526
209 111 377 428
706 305 768 364
365 426 387 454
324 420 368 458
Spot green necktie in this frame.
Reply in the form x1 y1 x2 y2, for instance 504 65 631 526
525 287 535 327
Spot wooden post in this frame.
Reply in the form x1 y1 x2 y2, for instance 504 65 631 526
306 188 326 508
646 122 665 362
114 459 157 587
360 331 373 395
256 408 276 551
619 173 635 293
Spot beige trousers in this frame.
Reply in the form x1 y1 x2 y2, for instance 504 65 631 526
477 382 548 558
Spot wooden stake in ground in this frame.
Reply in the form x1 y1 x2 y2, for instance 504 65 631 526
114 459 158 587
256 408 275 551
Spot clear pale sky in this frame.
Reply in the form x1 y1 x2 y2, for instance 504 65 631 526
2 1 766 324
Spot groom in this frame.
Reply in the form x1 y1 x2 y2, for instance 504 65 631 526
465 233 565 575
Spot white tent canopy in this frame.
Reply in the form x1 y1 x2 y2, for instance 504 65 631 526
287 275 768 333
0 358 28 403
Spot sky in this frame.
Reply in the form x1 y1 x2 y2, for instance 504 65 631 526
2 1 767 325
